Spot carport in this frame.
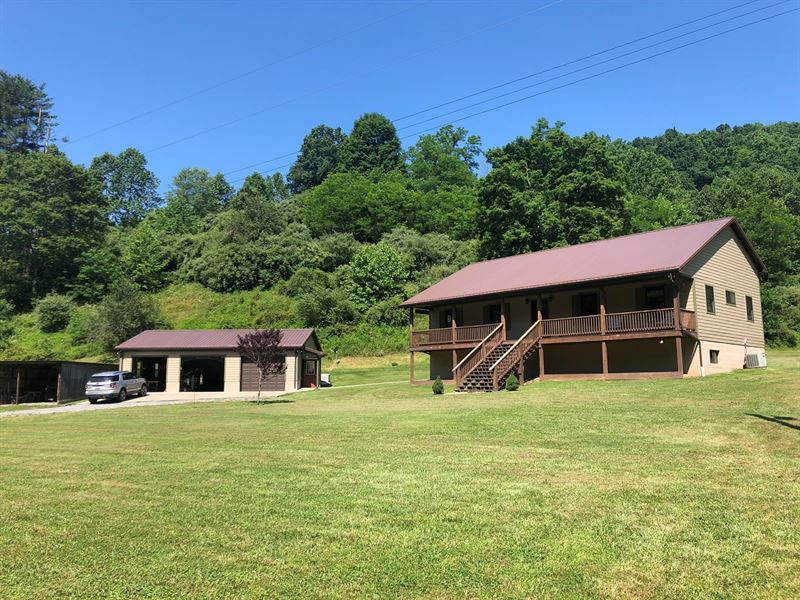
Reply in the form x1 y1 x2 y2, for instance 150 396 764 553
0 360 117 404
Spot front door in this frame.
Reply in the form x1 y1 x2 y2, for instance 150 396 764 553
302 359 317 388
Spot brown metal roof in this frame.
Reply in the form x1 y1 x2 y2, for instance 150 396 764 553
403 218 765 308
115 328 319 352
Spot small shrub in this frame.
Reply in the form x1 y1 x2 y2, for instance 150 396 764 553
505 373 519 392
35 294 75 333
391 361 398 367
432 376 444 395
0 297 13 321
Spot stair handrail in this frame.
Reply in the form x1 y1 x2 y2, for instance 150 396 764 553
490 321 541 391
452 322 505 385
489 320 541 372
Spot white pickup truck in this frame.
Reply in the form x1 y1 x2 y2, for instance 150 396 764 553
85 371 147 404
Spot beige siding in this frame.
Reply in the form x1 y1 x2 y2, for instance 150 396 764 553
701 340 765 375
165 354 181 393
683 227 764 347
224 354 241 393
121 356 132 371
284 352 298 392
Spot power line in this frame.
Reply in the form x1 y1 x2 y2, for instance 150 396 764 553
398 7 800 142
66 1 427 145
392 0 764 123
220 0 790 180
396 0 792 132
141 0 564 155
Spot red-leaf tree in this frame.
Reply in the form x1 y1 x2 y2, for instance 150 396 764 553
236 329 286 401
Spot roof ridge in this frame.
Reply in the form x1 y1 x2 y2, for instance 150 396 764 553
466 217 733 268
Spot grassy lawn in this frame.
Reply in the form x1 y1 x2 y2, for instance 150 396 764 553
0 351 798 599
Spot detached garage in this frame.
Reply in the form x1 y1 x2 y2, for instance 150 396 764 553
115 329 322 397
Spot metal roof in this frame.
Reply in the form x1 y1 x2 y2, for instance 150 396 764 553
115 328 319 352
402 218 765 308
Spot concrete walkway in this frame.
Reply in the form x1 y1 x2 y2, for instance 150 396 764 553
0 391 288 419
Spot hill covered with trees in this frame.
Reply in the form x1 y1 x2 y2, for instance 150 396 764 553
1 70 798 361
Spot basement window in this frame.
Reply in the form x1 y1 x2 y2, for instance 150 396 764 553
709 349 720 364
725 290 736 305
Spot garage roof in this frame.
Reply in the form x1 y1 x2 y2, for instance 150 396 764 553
402 218 765 307
116 328 320 352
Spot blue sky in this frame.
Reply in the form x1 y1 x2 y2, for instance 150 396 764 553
2 0 798 191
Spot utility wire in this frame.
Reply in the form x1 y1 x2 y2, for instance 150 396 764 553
392 0 764 123
398 7 800 142
396 0 791 132
220 0 790 179
66 1 427 144
142 0 564 154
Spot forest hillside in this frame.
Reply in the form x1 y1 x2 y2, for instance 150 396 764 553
1 71 798 361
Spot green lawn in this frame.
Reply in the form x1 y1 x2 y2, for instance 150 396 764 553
1 351 798 599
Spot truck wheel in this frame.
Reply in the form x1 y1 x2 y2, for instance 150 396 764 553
140 385 148 397
88 398 97 404
118 388 127 403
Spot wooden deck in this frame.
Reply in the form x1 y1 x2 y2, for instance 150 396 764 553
410 308 696 352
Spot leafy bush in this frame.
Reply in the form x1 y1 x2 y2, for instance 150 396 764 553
35 294 75 332
505 373 519 392
345 243 409 309
0 297 13 321
95 280 163 351
297 288 358 327
363 295 407 327
432 377 444 395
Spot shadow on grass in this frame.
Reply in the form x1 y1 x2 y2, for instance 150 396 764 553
746 413 800 431
249 399 295 405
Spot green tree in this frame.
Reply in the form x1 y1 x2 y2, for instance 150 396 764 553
341 113 403 174
345 243 409 309
90 148 160 227
477 119 627 258
302 171 420 242
94 280 163 352
0 151 105 307
226 172 285 241
406 125 481 192
166 168 233 217
70 243 124 302
288 124 347 193
0 71 58 152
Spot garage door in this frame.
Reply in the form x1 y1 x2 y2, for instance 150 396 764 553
240 357 286 392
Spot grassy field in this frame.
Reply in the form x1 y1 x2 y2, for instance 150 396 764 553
1 350 798 599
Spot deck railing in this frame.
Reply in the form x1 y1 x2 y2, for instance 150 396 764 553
604 308 675 334
452 322 505 386
411 309 695 349
411 323 499 348
541 315 601 338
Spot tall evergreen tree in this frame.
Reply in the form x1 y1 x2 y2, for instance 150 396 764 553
0 71 58 152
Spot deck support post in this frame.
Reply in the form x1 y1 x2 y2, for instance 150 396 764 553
451 308 457 374
517 359 525 385
600 287 608 378
409 309 415 385
672 276 683 376
538 345 545 380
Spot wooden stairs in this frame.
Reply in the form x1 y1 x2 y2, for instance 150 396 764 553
454 321 543 393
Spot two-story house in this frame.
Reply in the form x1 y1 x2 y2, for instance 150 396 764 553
402 218 766 392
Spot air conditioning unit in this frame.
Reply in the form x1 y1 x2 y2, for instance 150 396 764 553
745 353 767 368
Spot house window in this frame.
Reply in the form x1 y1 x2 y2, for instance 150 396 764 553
440 309 453 328
577 293 599 316
487 303 502 324
746 296 754 321
644 286 667 309
705 285 715 314
725 290 736 305
709 349 720 364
